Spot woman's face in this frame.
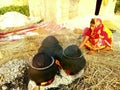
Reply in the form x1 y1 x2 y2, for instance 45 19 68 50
90 23 95 30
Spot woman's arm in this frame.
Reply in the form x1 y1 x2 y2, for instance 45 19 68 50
79 36 89 49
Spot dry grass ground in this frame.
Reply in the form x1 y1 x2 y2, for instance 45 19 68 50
0 24 120 90
80 50 120 90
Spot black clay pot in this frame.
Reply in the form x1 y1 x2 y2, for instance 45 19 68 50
41 36 59 47
38 36 63 60
60 45 86 75
27 53 59 85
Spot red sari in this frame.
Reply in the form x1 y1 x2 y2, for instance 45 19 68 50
82 18 112 50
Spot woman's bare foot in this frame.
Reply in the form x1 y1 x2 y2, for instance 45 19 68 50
87 50 97 54
101 46 111 51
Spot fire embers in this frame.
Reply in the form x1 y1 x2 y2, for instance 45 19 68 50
60 45 86 75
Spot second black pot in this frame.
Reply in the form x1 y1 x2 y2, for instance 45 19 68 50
60 45 86 75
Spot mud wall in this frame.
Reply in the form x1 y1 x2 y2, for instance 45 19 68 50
28 0 117 23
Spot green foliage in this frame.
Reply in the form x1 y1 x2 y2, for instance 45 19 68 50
0 5 29 16
115 0 120 13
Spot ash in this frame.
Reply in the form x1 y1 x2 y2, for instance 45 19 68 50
0 59 29 90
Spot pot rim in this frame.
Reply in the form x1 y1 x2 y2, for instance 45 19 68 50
28 57 55 70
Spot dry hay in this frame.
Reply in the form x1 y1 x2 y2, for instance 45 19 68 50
81 50 120 90
0 35 43 66
0 27 50 65
53 28 80 49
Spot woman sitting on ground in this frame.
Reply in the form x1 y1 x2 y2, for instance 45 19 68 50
79 18 112 54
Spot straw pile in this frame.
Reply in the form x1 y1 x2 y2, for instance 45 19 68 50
82 50 120 90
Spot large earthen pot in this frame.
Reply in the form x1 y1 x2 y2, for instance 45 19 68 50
38 35 63 60
41 35 59 47
27 53 59 85
60 45 86 75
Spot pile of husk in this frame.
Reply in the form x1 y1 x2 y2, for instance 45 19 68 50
0 26 120 90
